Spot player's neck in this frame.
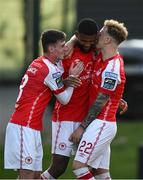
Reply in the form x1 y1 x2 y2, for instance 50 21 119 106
43 53 57 64
101 46 118 61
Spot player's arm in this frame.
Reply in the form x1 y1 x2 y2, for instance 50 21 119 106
55 86 74 105
56 61 83 104
64 35 77 58
80 92 109 129
69 92 109 143
44 74 74 105
63 76 81 88
69 59 121 143
45 61 83 105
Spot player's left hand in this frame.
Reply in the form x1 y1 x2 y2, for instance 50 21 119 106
119 98 128 115
69 126 84 144
69 61 84 77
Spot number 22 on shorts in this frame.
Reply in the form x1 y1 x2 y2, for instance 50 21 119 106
79 140 93 154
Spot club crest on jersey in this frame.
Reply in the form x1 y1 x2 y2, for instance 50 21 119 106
52 72 61 79
96 68 102 76
25 156 33 164
55 77 64 88
27 67 38 74
59 142 66 150
74 59 81 64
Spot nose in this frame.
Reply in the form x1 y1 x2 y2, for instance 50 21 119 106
84 42 91 47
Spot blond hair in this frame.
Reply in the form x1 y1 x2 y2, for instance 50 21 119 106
104 19 128 44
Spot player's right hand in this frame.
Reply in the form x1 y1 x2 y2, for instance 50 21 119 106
69 126 84 144
119 98 128 115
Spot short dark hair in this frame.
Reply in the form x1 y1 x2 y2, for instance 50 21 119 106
41 29 66 52
77 18 98 35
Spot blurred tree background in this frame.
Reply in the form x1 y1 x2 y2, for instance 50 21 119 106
0 0 143 179
0 0 76 83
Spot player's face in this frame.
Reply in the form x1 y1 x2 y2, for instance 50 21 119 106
96 26 111 49
76 33 97 53
53 40 66 60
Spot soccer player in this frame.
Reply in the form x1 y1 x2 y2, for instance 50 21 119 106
41 19 128 179
70 19 128 179
41 18 98 179
4 29 83 179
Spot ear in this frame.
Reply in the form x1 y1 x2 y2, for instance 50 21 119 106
48 44 54 53
105 36 111 44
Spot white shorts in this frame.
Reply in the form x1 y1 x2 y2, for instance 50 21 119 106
74 119 117 169
4 123 43 171
52 121 80 157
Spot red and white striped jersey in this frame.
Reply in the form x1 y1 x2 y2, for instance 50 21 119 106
89 52 126 121
10 56 65 130
52 47 95 122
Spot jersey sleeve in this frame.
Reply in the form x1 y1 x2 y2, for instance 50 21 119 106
44 70 65 95
99 59 121 95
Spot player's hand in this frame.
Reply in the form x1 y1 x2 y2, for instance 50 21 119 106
63 76 82 88
69 61 84 77
64 35 77 58
119 98 128 115
69 126 84 144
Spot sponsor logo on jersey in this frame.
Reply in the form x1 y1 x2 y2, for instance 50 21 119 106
103 78 116 90
105 72 118 79
85 62 93 75
52 72 61 79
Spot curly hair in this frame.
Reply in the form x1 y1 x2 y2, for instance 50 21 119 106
104 19 128 44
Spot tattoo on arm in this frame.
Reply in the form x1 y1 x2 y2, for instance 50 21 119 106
80 93 109 129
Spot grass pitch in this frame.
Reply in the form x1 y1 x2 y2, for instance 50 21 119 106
0 121 143 179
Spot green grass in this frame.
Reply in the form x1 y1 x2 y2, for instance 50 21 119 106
0 121 143 179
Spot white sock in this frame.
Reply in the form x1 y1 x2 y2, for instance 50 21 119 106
41 170 55 179
95 172 111 179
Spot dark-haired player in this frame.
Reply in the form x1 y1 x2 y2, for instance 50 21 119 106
4 29 83 179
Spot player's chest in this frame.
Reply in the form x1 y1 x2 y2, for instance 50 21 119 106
92 60 107 86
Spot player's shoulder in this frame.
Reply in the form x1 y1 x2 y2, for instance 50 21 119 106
107 54 122 65
28 56 49 76
105 55 123 75
30 56 45 68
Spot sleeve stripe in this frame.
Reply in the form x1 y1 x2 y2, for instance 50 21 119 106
52 86 65 95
